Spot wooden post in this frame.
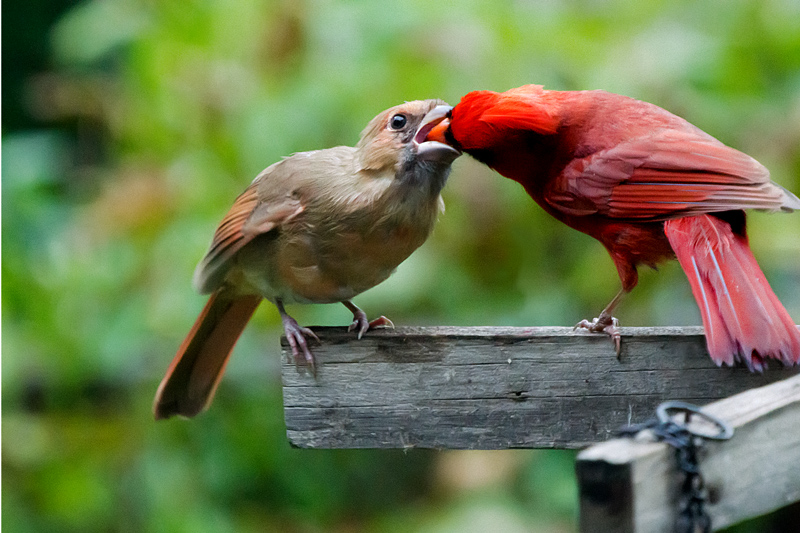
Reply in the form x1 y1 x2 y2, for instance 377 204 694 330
281 326 798 450
575 373 800 532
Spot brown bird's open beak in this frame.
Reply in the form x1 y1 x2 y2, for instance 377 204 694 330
414 105 460 162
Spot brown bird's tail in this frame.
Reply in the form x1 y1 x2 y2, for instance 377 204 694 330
153 290 262 419
665 214 800 370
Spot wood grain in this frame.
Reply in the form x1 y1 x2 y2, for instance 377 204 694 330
281 326 798 450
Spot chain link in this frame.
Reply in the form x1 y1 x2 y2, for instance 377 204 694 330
617 401 733 533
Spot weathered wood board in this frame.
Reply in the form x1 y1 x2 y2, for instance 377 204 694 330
281 326 799 450
576 373 800 532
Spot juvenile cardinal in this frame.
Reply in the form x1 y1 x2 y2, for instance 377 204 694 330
426 85 800 370
154 100 459 419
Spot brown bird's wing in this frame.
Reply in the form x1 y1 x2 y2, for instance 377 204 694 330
546 129 800 220
193 183 304 294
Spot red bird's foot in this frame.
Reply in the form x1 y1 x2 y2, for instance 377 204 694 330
575 315 622 358
281 313 320 372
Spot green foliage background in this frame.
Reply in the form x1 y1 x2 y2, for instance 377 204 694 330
3 1 799 531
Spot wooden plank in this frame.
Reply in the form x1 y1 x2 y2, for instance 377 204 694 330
281 326 798 450
576 373 800 532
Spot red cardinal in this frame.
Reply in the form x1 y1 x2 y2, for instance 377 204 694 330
154 100 458 419
427 84 800 370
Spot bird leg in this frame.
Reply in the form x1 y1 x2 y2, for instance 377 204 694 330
574 289 627 358
342 301 394 340
277 299 319 372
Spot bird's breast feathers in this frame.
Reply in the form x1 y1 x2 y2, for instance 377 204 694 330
238 160 442 304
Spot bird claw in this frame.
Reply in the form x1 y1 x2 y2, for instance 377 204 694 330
348 311 394 340
574 315 622 358
282 315 320 374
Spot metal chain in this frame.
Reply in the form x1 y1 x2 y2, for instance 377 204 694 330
617 401 734 533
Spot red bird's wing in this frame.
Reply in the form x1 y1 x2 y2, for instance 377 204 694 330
546 129 798 220
193 184 304 294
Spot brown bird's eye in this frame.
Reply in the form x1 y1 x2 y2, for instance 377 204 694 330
389 114 407 130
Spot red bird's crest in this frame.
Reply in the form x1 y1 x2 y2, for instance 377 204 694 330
451 85 560 150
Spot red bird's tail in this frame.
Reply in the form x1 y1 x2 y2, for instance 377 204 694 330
665 214 800 370
153 290 262 419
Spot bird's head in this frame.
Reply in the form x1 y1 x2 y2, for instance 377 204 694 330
357 99 461 194
424 86 560 154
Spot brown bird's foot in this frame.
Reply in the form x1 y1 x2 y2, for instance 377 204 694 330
343 301 394 339
277 300 319 372
574 314 621 358
349 314 395 339
282 315 320 370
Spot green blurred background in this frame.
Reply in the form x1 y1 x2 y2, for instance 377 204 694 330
3 1 800 531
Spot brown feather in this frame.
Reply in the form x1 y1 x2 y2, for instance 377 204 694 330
193 183 305 294
156 99 458 418
153 291 261 419
193 186 261 293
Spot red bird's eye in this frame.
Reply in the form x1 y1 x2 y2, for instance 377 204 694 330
389 114 407 130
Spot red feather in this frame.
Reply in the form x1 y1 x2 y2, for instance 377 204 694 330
441 85 800 367
665 215 800 369
448 86 560 150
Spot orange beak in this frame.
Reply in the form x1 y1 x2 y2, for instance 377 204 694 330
425 117 450 144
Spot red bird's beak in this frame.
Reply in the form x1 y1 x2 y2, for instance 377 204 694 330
414 105 460 162
424 117 450 145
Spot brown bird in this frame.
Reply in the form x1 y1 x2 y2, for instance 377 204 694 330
154 100 459 419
